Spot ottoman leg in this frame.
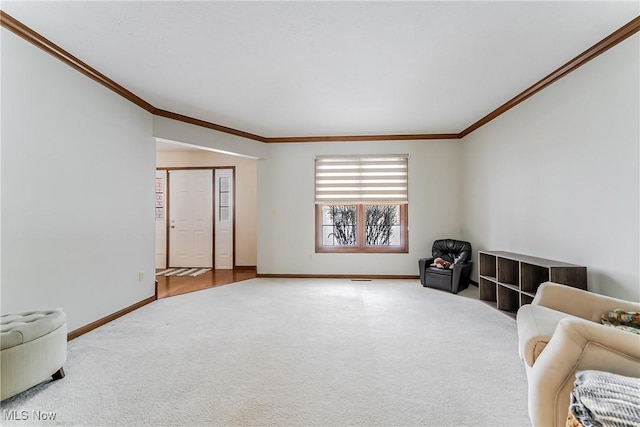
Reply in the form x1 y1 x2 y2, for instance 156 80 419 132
52 367 65 380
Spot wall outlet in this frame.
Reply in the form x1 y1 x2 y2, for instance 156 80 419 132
138 271 144 282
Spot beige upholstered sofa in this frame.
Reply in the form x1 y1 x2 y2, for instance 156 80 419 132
516 282 640 427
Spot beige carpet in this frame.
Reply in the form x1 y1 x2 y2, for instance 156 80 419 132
1 278 530 426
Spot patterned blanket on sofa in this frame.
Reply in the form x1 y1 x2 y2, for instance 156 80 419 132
568 370 640 427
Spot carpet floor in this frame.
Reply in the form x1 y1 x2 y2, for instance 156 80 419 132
1 278 530 426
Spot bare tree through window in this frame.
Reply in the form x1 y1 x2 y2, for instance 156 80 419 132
325 205 356 246
324 205 399 246
365 205 398 245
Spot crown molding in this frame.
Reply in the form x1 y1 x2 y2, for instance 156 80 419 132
0 10 156 114
265 133 461 143
460 16 640 137
153 109 267 143
0 10 265 142
2 10 638 143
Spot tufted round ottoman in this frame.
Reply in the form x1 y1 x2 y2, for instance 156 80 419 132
1 309 67 401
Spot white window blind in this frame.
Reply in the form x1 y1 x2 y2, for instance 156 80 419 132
315 154 408 204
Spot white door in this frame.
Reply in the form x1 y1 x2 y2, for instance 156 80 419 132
169 170 213 268
155 170 167 269
214 169 234 269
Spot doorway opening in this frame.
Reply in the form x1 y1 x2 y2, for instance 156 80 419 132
156 167 234 263
154 139 258 298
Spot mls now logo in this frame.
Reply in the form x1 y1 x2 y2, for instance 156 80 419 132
4 410 57 421
3 410 29 421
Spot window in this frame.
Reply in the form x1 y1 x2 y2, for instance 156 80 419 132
315 155 408 253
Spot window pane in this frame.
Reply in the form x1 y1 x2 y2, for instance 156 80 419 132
219 206 229 221
365 205 399 246
219 177 230 192
220 192 229 207
321 205 357 246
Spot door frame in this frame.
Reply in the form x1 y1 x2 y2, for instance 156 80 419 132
157 166 236 269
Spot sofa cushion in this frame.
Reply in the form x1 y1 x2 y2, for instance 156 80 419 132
0 309 66 350
516 304 579 367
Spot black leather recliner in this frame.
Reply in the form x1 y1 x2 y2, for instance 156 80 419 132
418 239 473 294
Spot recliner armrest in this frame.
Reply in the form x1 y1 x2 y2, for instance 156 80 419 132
418 258 436 286
451 261 472 293
452 260 472 270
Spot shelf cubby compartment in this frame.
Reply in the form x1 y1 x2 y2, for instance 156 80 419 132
497 285 519 313
479 252 497 280
497 257 519 287
520 293 535 306
479 277 497 302
550 267 587 290
521 262 549 294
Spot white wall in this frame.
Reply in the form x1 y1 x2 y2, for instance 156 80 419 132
257 140 463 275
156 151 258 267
1 29 156 331
153 116 267 160
462 34 640 301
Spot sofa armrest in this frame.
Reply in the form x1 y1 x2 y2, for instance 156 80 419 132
532 282 640 323
517 304 575 367
527 317 640 427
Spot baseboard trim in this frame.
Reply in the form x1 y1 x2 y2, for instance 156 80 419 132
470 279 479 287
67 295 157 341
234 266 257 271
256 274 419 280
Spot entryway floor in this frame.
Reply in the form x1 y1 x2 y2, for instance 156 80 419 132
156 269 257 299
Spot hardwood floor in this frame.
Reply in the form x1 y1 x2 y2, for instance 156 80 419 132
156 268 257 299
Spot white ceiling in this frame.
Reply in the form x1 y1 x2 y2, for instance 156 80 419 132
2 1 638 138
